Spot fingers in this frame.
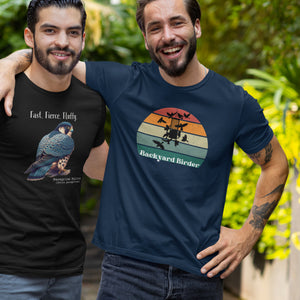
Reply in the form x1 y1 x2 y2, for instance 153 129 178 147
196 228 245 279
219 260 240 279
198 243 230 277
200 251 240 279
196 244 216 260
4 91 13 117
0 72 16 117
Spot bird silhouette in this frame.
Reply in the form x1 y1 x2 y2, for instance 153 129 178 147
167 112 176 118
182 135 189 142
175 123 188 130
157 117 166 123
153 140 164 150
25 122 74 181
177 113 183 119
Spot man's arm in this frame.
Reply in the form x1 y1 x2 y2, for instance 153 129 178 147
197 135 289 279
83 141 109 181
0 50 32 116
0 50 86 116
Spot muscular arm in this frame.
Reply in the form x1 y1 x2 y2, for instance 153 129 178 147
197 135 289 279
0 49 86 116
247 140 286 231
83 141 109 181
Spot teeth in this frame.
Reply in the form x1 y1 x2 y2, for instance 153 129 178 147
163 47 181 54
54 53 68 57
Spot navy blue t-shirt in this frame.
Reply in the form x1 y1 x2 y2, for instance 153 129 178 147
86 61 273 276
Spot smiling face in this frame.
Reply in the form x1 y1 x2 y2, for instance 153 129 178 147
142 0 201 78
25 6 85 75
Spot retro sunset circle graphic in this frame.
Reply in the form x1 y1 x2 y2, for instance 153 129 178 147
137 108 208 168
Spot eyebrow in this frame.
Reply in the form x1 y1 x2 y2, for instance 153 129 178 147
40 23 82 31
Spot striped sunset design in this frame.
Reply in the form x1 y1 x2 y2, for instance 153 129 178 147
137 108 208 168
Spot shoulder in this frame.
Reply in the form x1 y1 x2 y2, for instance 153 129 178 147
86 61 152 78
15 72 28 88
209 71 245 96
71 76 103 96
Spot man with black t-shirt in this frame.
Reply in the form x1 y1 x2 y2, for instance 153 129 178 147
0 1 108 299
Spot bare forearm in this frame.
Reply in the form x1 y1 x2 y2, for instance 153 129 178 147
1 49 32 74
244 136 289 240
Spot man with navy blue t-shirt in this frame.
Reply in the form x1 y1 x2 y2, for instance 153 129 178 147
0 0 289 299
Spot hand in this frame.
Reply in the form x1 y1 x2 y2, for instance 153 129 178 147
196 226 257 279
0 68 15 117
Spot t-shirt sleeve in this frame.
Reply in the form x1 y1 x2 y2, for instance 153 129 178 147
235 90 273 154
85 61 131 107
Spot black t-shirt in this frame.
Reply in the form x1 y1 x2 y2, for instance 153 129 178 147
0 73 106 277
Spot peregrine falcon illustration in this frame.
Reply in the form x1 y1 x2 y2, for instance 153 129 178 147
25 122 75 181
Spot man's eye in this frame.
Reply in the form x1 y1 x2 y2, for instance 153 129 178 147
174 21 184 26
45 29 55 33
150 27 160 32
70 31 80 36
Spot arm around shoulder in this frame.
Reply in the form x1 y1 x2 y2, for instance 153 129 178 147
0 49 32 116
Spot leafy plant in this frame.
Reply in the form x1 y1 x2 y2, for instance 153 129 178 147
0 0 29 56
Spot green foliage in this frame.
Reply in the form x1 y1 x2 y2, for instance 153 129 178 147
199 0 300 80
83 1 149 64
80 197 98 214
0 0 29 56
80 175 102 215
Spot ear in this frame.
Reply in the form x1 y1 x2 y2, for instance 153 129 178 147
142 32 149 50
81 32 86 51
24 27 35 48
194 19 201 39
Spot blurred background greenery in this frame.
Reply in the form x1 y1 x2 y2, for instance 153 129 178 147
1 0 299 259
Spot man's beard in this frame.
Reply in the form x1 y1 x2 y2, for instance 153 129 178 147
34 41 81 75
148 32 197 77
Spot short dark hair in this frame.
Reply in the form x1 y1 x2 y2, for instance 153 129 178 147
136 0 201 33
27 0 86 35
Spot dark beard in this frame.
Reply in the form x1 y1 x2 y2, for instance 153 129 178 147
34 42 81 75
148 32 197 77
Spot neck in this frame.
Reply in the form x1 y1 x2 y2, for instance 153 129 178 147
159 56 207 87
24 61 72 92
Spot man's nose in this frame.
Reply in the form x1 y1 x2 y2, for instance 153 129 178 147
55 32 69 48
162 26 176 42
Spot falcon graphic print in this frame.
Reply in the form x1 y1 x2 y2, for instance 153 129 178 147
137 108 208 168
25 122 74 181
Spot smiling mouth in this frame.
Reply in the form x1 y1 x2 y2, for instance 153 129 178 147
51 52 71 57
162 46 182 55
48 47 74 58
53 53 69 57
